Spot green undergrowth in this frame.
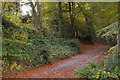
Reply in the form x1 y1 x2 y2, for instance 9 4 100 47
2 28 81 76
2 16 80 76
96 22 118 45
75 45 120 80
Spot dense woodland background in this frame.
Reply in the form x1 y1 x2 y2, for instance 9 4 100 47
1 2 120 78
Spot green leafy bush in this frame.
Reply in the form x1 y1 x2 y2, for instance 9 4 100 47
29 32 81 65
96 22 118 45
2 38 33 71
75 52 120 79
2 31 81 73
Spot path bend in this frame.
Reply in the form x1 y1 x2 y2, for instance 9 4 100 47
10 44 109 78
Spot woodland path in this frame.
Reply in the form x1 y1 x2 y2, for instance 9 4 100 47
10 44 109 78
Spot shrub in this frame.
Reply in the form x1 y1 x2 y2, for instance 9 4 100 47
2 31 81 74
2 38 33 71
29 33 81 64
96 22 118 45
75 52 120 79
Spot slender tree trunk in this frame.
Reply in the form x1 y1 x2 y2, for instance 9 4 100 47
58 2 62 32
69 2 75 38
30 1 42 30
36 2 42 30
118 2 120 53
0 2 2 27
85 16 95 44
30 2 37 26
118 24 120 53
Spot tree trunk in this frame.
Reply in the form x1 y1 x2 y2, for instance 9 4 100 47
85 16 95 44
0 2 2 27
58 2 62 32
69 2 75 38
30 1 42 30
30 2 37 26
117 1 120 58
36 2 42 29
118 24 120 53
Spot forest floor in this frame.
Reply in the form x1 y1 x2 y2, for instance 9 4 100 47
9 44 109 78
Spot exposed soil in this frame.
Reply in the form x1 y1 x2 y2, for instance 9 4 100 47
8 44 109 78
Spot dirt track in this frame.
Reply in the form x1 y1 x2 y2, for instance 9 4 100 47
10 44 109 78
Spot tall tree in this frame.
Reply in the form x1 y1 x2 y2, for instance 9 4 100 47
78 3 96 44
68 2 75 38
58 2 63 32
85 16 95 44
29 0 42 30
117 2 120 68
35 2 42 29
118 25 120 53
